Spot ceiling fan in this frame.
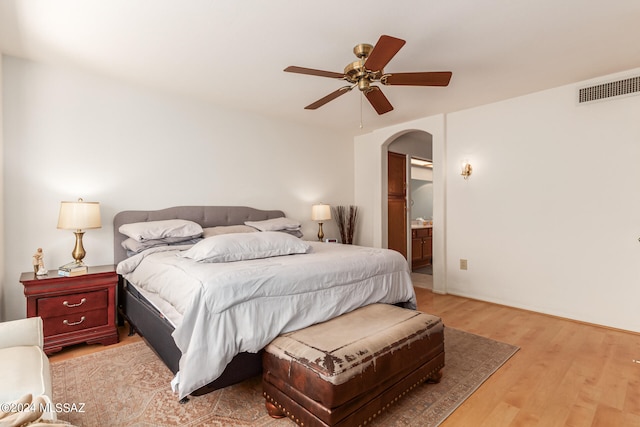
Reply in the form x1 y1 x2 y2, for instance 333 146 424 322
285 35 452 115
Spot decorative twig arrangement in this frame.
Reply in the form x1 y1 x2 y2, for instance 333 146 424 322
331 205 358 244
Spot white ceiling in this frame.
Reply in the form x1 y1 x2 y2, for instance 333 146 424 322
1 0 640 137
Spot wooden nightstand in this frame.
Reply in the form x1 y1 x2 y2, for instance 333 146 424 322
20 265 119 355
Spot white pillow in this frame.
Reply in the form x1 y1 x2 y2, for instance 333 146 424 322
244 217 301 231
119 219 203 242
202 225 258 238
179 231 311 263
121 236 202 254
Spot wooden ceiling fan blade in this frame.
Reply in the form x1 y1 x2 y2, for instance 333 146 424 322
365 87 394 115
364 35 406 72
284 66 345 79
383 71 452 86
305 86 352 110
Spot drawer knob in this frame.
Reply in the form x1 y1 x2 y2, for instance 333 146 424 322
63 316 86 326
63 298 86 308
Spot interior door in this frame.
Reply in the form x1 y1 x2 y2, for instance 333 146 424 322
388 151 407 258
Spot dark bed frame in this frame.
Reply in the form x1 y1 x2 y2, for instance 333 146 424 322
113 206 286 397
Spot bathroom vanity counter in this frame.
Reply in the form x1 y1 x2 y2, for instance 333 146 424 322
411 226 432 269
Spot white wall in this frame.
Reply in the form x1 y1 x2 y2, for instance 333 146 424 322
355 68 640 333
0 55 4 320
1 55 353 320
445 68 640 332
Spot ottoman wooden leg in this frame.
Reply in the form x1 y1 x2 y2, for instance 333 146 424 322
426 369 443 384
265 401 286 419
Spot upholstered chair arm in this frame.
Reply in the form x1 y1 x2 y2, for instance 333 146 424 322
0 317 44 349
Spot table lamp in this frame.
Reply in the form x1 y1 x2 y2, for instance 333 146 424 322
57 198 102 266
311 204 331 241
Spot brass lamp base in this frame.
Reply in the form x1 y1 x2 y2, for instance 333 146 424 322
71 230 87 265
317 223 325 241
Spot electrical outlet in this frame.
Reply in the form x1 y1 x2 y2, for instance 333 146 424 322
460 259 468 270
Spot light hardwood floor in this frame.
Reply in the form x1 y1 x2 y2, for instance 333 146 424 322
413 282 640 427
50 279 640 426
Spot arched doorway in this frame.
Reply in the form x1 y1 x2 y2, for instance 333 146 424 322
353 114 446 294
386 131 433 280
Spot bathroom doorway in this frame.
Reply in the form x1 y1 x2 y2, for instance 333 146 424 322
409 157 433 276
386 131 433 280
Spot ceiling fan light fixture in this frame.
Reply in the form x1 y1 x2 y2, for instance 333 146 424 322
344 60 364 82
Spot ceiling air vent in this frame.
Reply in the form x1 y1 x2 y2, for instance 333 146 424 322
578 75 640 103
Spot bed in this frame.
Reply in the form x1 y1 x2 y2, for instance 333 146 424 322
114 206 416 401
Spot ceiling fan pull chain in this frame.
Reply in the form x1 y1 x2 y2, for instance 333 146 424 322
360 92 364 129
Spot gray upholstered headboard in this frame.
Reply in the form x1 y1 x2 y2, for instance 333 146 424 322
113 206 285 265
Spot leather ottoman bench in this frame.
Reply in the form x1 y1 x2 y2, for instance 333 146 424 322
262 303 445 427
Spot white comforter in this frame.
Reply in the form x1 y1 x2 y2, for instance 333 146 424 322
117 241 416 400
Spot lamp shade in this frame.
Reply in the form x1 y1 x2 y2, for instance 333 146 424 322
57 200 102 230
311 204 331 221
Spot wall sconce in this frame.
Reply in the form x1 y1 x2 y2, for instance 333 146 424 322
311 203 331 241
57 198 102 266
461 161 473 180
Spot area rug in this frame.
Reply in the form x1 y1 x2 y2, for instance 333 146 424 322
51 328 518 427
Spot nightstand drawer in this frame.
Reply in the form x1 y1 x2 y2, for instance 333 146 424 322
21 265 119 354
37 290 108 317
43 309 108 336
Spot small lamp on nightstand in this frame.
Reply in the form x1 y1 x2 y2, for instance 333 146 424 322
311 203 331 241
57 198 102 266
